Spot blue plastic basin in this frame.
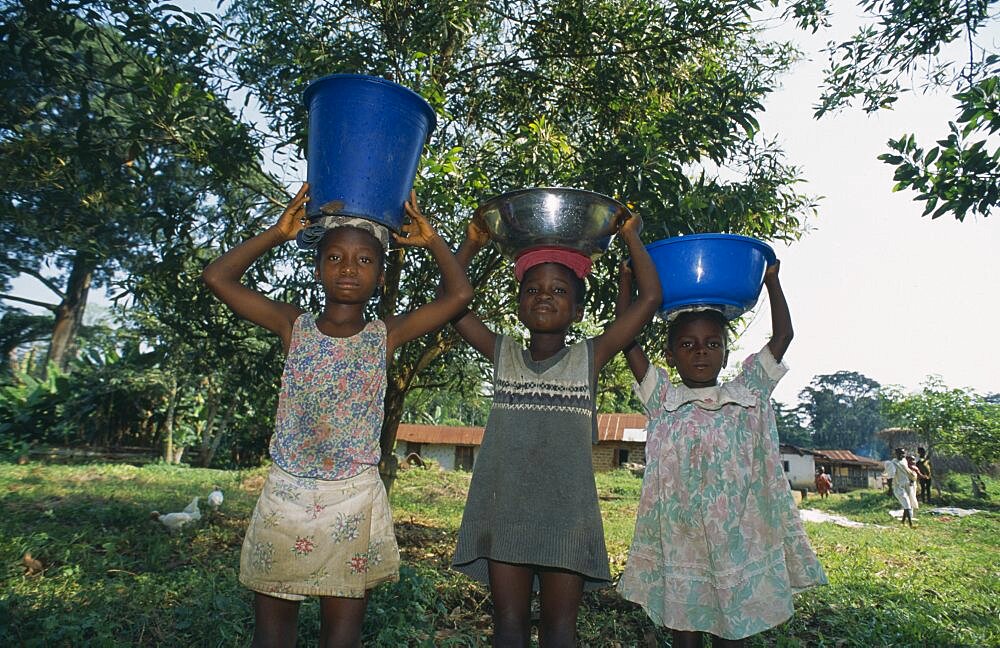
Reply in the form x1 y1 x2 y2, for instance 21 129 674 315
645 233 776 320
304 74 437 232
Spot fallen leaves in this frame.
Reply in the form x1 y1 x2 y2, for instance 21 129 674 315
394 517 456 568
22 552 44 575
240 472 266 493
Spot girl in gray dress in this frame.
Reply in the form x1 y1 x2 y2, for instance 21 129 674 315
449 210 660 647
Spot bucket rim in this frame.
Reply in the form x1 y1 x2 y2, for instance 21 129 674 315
303 73 437 133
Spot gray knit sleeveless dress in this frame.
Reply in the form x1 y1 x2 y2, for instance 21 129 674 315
451 335 611 591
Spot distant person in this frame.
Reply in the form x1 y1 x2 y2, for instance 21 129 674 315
203 185 473 647
915 447 933 503
886 448 918 527
815 468 833 498
905 455 922 511
615 260 827 647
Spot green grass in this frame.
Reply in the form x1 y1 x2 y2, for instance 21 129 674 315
1 462 997 646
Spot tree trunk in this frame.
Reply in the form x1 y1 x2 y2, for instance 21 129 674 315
378 333 454 494
162 378 179 464
205 413 228 467
199 406 230 468
45 250 94 371
971 470 987 498
379 383 406 494
198 397 221 466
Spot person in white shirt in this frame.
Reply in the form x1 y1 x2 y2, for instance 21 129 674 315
886 448 918 527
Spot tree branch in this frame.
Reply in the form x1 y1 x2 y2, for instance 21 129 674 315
0 293 59 312
5 261 65 297
456 35 693 78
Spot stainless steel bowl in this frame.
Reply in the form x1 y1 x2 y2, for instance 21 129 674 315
474 187 629 259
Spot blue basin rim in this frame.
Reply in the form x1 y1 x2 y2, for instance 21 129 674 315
645 233 776 265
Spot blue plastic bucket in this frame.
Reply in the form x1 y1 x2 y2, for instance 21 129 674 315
304 74 437 232
645 233 776 320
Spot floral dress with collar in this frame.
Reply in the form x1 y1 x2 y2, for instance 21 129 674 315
617 345 827 640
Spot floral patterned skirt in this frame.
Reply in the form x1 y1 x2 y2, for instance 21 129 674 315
239 463 399 600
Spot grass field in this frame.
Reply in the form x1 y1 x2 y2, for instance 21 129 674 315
1 462 997 646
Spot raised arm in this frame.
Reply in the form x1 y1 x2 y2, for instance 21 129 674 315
384 191 474 354
614 262 651 382
445 213 497 359
201 184 308 351
763 260 793 363
593 211 662 370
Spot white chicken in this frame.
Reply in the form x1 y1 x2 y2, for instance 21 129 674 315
151 496 201 532
207 487 224 511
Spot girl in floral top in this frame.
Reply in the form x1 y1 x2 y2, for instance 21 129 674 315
203 184 472 647
615 260 827 647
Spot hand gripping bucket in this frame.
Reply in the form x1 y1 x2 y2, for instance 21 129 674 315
304 74 437 232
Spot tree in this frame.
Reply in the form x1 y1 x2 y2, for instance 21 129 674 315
774 400 812 446
0 309 53 374
886 377 999 497
222 0 816 487
122 241 287 464
884 376 962 455
0 0 272 369
797 371 887 455
402 356 491 427
808 0 999 220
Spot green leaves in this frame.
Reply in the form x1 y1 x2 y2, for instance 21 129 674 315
1 0 278 366
4 1 824 464
814 2 999 220
221 0 815 450
879 62 1000 220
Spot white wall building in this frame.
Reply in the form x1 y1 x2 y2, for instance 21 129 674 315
779 444 819 491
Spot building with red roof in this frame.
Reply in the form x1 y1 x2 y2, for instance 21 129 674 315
813 449 884 490
395 413 648 472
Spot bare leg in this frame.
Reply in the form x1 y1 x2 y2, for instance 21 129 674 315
672 630 705 647
537 569 584 648
252 593 300 648
319 593 370 648
488 560 533 648
711 635 746 647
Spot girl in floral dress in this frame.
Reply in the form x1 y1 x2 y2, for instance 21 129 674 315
203 184 471 647
615 261 827 647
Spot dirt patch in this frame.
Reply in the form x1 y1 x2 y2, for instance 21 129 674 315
394 517 457 568
403 481 467 502
240 473 266 493
67 471 107 484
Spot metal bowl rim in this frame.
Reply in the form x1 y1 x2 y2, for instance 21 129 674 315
474 187 627 214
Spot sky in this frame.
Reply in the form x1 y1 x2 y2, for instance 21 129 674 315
9 1 999 406
733 6 1000 404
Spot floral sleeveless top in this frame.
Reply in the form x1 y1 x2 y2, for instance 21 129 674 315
269 314 386 480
